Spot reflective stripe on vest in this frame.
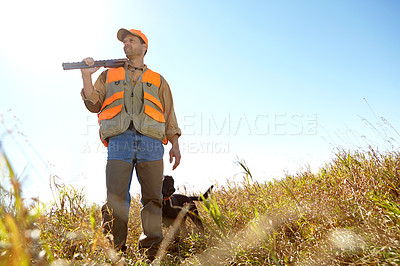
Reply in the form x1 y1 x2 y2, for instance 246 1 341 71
143 91 163 112
107 67 125 84
142 69 161 88
144 105 165 123
100 91 124 113
98 104 123 120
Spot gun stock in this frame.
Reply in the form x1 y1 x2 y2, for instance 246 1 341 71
62 58 128 70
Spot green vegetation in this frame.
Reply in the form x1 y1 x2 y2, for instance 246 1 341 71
1 147 399 265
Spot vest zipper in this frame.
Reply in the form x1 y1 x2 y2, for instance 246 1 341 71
131 80 137 117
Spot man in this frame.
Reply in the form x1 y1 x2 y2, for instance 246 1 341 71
80 28 181 259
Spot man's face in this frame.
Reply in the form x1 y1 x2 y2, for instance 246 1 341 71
123 34 147 58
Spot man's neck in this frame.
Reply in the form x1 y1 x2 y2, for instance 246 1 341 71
127 56 145 68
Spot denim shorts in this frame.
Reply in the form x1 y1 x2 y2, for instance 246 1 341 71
107 129 164 164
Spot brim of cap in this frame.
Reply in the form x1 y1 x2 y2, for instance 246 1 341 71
117 28 139 42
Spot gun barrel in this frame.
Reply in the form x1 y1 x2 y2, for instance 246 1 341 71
62 58 128 70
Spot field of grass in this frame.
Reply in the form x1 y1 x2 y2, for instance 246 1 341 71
1 147 400 265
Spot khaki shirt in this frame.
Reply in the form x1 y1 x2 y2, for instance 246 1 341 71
81 62 181 141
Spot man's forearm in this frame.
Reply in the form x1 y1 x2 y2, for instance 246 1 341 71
169 134 179 145
82 73 95 98
169 134 181 170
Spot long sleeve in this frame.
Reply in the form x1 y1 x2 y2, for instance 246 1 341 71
159 76 182 141
80 70 108 113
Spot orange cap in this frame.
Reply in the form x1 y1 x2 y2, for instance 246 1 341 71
117 28 148 45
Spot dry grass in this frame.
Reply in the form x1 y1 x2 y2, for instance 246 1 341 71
193 149 400 265
1 147 400 265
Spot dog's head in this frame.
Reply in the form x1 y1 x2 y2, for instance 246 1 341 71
162 175 176 199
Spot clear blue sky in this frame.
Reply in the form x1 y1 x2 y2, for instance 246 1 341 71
1 0 399 203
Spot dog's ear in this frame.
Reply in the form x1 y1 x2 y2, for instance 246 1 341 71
164 175 173 181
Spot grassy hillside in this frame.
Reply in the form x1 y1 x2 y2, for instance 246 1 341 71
1 148 399 265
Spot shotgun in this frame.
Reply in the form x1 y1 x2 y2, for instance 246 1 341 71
62 58 128 70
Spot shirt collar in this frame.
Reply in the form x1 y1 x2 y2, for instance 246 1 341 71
126 60 147 72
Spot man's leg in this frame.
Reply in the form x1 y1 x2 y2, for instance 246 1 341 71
136 159 164 256
102 159 133 250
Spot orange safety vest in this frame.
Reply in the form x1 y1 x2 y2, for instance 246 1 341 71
97 67 167 147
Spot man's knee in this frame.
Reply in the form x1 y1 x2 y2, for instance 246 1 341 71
105 159 133 198
136 160 163 201
142 198 162 209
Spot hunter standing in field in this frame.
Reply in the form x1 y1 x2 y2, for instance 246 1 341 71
79 28 181 260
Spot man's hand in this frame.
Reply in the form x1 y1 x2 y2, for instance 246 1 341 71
81 57 100 76
169 135 181 170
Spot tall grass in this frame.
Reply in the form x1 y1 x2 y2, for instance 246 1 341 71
0 149 42 265
191 148 400 265
1 146 400 265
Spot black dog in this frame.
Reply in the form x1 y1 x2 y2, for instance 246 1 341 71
162 175 213 233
